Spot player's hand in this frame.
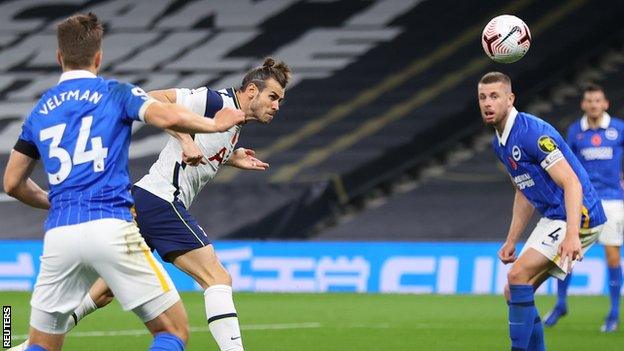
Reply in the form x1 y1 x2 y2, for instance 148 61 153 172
558 231 582 273
214 107 245 131
227 148 269 171
180 139 206 166
498 241 517 264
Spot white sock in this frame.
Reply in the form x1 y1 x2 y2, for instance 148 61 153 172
65 293 98 330
204 285 244 351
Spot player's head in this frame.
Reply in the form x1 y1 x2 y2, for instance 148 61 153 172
56 12 104 72
478 71 515 127
581 83 609 120
238 57 291 124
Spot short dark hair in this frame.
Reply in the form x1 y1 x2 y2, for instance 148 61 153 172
479 71 512 87
240 57 291 91
57 12 104 69
583 83 606 97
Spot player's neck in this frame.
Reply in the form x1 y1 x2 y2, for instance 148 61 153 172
494 111 510 136
235 90 255 122
62 66 98 75
587 115 602 129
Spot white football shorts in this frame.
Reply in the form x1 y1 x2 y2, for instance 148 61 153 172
598 200 624 246
519 217 602 280
30 218 179 334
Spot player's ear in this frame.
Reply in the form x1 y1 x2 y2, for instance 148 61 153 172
94 50 103 71
247 83 258 98
56 50 63 67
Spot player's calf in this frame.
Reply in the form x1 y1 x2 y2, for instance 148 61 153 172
172 246 243 351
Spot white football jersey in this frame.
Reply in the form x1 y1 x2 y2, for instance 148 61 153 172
134 87 242 208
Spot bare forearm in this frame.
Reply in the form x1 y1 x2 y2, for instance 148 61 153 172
164 128 194 143
563 180 582 236
146 102 220 133
8 179 49 210
506 190 534 244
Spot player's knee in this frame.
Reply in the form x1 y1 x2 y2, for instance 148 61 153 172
93 288 115 308
507 266 528 284
197 264 231 288
503 284 511 301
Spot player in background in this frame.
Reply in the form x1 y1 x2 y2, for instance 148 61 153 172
544 84 624 332
3 12 243 351
479 72 606 351
14 58 290 351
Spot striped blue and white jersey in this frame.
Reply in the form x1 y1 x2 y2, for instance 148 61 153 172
492 108 606 229
567 113 624 200
16 70 154 231
134 87 242 208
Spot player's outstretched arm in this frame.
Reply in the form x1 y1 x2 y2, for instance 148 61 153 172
144 102 244 133
499 186 534 264
547 158 583 271
148 89 176 103
3 151 49 209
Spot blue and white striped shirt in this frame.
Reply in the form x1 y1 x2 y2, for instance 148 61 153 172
17 70 153 231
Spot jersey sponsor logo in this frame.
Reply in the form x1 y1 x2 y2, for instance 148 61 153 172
591 134 602 146
606 127 618 140
513 173 535 190
511 145 521 161
537 135 558 153
580 147 613 160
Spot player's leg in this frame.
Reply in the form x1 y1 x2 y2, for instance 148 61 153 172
132 185 244 351
27 223 100 351
602 244 621 332
596 200 623 332
69 278 115 329
543 275 570 327
87 218 188 350
13 278 115 350
169 246 243 351
506 248 553 351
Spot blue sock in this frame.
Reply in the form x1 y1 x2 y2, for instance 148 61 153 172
509 284 535 351
556 274 571 308
607 266 622 319
527 314 546 351
26 345 47 351
149 333 185 351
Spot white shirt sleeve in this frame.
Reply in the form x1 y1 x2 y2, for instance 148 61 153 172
175 87 208 116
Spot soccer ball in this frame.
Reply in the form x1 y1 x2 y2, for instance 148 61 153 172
482 15 531 64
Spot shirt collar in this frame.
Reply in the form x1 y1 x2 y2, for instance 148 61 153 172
58 70 97 84
580 112 611 131
496 107 518 146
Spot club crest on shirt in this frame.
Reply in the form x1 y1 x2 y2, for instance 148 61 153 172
538 135 558 153
512 145 521 161
606 127 618 141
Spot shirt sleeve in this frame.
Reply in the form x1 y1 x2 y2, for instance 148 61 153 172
13 119 40 159
175 87 223 117
114 82 156 123
523 123 565 171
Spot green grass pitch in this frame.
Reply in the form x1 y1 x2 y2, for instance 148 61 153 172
2 292 623 350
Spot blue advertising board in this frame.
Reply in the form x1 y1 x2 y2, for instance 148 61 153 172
0 240 619 294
